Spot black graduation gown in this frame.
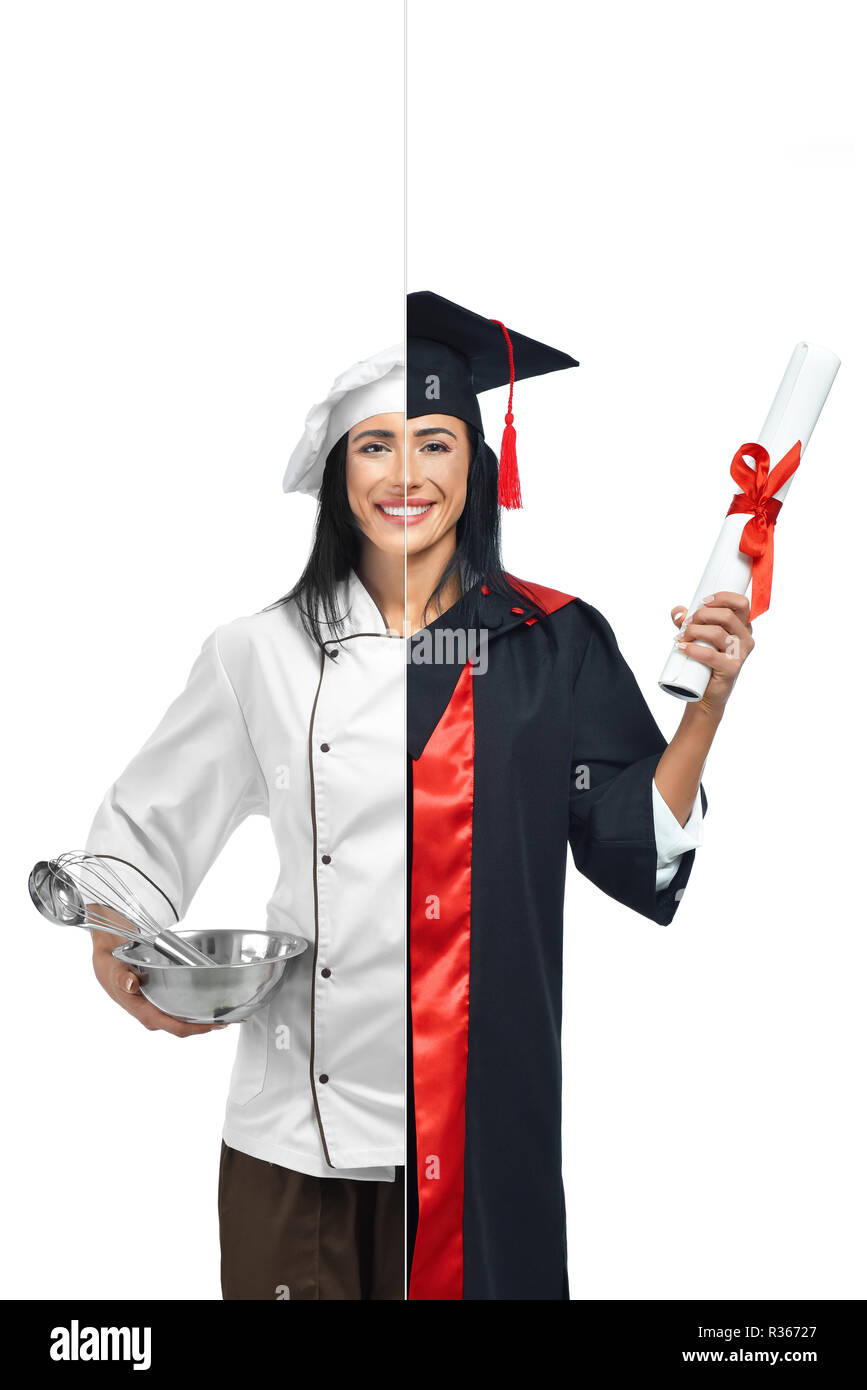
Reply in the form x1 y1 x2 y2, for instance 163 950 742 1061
406 575 707 1301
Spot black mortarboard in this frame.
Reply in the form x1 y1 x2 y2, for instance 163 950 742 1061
407 291 579 507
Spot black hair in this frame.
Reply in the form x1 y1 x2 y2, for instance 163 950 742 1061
272 423 529 645
274 434 360 645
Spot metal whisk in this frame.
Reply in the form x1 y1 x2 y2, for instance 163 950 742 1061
28 853 217 967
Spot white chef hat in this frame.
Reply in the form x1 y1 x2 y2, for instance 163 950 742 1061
283 343 405 496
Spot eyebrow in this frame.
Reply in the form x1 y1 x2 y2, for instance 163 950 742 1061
413 426 458 440
351 428 397 440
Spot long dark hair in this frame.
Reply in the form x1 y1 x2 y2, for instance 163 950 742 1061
273 423 528 644
274 434 361 644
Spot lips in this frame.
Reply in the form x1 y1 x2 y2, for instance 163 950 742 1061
375 501 436 526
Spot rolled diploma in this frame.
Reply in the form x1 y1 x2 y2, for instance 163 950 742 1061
658 342 840 701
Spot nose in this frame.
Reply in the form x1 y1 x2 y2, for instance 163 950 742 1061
378 428 406 492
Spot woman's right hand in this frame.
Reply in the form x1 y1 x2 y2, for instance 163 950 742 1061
91 934 227 1037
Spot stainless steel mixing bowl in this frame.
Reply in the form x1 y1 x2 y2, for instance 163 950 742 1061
112 929 308 1023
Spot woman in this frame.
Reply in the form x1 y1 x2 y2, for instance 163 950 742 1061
86 345 410 1300
404 292 755 1300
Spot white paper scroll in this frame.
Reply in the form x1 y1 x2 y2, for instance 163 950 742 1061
658 342 840 701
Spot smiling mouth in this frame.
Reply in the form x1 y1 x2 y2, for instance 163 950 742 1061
375 502 435 525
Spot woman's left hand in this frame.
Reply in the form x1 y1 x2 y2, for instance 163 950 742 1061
671 590 755 720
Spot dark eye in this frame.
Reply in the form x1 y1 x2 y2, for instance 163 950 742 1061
360 442 389 454
421 440 449 453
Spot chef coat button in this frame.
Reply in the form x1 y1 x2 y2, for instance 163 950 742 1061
481 584 491 595
321 854 332 864
320 742 330 752
319 1073 329 1084
321 967 331 978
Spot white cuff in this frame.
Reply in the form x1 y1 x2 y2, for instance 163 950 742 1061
653 778 704 892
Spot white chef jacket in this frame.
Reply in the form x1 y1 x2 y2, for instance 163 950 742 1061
86 570 405 1180
86 568 700 1180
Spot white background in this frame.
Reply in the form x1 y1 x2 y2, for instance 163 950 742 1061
408 0 865 1299
0 0 402 1299
2 0 864 1303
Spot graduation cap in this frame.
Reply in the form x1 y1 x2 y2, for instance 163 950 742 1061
408 291 579 508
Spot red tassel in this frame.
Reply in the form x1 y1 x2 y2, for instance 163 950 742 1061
490 318 522 509
498 413 521 508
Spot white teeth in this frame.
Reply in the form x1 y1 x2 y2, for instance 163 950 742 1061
379 504 433 517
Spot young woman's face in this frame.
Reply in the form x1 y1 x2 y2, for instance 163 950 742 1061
345 411 471 558
404 413 471 557
345 412 406 558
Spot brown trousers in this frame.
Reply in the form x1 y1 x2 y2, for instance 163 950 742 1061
218 1141 405 1300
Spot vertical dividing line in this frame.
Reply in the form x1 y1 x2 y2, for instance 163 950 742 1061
402 0 409 1302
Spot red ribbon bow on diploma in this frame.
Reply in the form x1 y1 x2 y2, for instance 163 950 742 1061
726 440 802 619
